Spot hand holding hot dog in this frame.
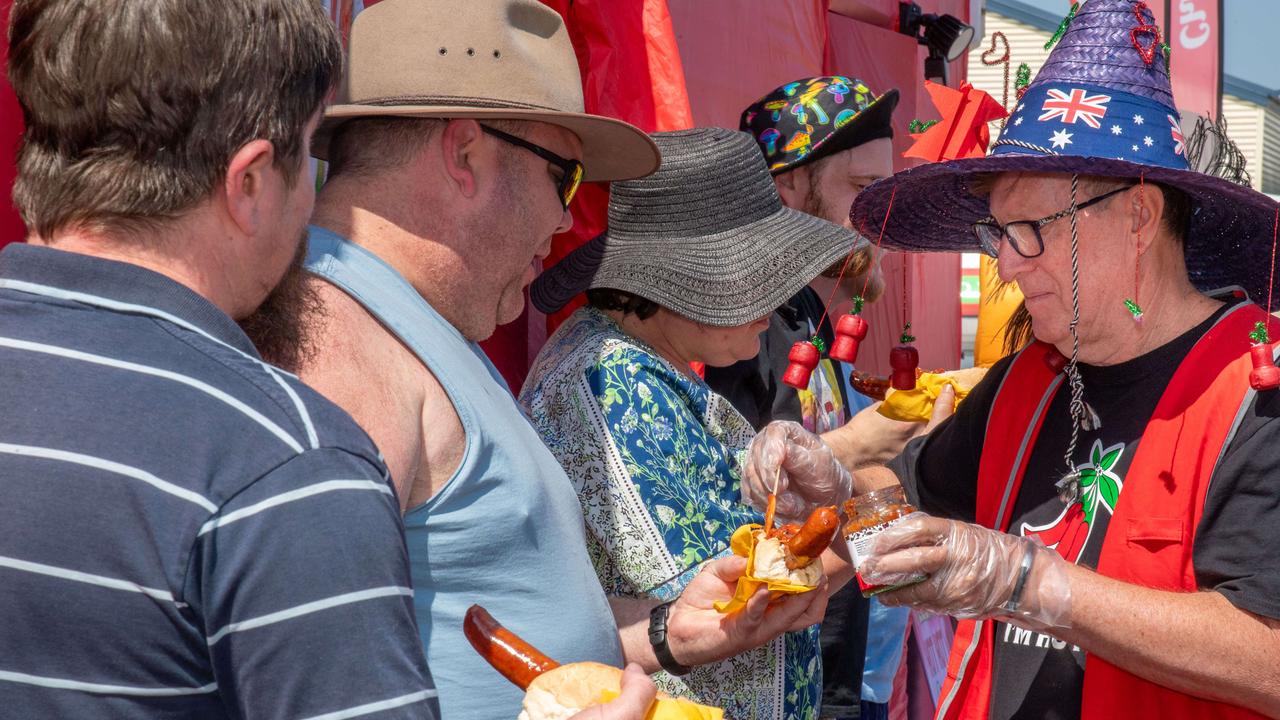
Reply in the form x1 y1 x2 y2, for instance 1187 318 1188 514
664 554 830 667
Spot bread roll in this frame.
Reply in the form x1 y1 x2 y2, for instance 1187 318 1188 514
519 662 628 720
751 533 824 587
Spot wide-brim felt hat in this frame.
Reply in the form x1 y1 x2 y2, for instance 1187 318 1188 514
849 0 1280 301
531 128 866 326
741 76 899 175
312 0 660 182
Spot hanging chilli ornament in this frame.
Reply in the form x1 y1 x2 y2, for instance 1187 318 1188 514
1161 42 1172 77
889 324 919 391
782 336 826 390
1014 63 1032 101
1044 3 1079 51
829 297 869 363
1248 321 1280 391
1123 298 1144 323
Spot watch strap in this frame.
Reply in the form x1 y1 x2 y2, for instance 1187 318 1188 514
648 601 692 676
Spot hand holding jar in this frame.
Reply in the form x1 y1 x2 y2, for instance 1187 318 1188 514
741 421 852 522
858 513 1074 630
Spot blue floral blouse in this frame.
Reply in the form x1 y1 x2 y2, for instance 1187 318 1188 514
520 308 823 720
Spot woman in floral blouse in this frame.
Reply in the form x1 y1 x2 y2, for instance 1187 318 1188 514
520 128 863 720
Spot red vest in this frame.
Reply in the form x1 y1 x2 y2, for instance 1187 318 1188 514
934 303 1271 720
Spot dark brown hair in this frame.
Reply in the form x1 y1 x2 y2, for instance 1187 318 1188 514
8 0 341 239
586 288 660 320
327 118 443 179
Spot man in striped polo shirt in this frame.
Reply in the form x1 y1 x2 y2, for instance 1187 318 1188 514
0 1 445 718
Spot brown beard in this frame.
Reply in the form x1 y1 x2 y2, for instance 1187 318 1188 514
802 183 885 303
237 232 323 373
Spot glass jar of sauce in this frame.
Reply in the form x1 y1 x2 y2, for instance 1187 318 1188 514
842 485 927 597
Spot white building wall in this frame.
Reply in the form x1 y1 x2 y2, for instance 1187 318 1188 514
966 11 1052 119
1261 104 1280 194
1221 94 1263 189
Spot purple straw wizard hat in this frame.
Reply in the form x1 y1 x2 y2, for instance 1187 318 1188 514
849 0 1280 301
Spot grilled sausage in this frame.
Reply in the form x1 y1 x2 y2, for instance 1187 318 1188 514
463 605 560 690
783 506 840 569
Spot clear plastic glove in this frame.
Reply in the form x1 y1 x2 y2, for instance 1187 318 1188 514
741 421 853 522
859 513 1072 630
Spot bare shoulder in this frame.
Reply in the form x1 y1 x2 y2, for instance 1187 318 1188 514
301 276 464 510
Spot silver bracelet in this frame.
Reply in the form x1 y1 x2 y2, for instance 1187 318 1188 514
1000 544 1036 615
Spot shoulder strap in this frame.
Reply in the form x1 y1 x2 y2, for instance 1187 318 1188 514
933 620 994 720
976 342 1065 531
935 342 1063 719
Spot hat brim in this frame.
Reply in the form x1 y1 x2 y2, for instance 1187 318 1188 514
313 104 661 182
849 152 1280 302
769 89 900 176
531 206 865 326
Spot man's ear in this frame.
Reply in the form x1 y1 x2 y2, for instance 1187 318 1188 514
439 119 486 200
223 139 276 236
1130 183 1164 254
773 167 806 209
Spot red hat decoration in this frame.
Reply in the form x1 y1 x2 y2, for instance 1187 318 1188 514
904 81 1008 162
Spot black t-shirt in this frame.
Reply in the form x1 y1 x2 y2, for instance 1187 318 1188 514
705 287 870 715
890 303 1280 719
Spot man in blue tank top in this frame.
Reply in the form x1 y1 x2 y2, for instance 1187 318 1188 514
240 1 833 718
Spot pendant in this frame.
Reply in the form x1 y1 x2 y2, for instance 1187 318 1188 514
1056 469 1083 504
1081 402 1101 432
1124 298 1144 324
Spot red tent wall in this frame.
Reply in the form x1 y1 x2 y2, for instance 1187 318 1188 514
1 0 25 248
669 0 829 128
665 0 965 374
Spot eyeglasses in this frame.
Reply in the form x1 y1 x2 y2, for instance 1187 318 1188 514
480 125 584 210
973 185 1132 259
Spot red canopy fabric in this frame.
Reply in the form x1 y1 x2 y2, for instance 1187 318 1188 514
1 0 26 248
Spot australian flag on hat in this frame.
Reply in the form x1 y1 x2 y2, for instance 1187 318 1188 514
992 0 1187 171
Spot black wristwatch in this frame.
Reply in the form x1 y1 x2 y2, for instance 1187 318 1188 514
648 601 692 676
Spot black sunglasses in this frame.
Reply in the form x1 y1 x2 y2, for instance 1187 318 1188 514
480 125 584 210
974 185 1132 259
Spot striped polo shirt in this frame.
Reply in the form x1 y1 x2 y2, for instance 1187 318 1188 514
0 244 438 719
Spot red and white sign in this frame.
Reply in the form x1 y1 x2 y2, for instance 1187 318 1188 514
1167 0 1222 119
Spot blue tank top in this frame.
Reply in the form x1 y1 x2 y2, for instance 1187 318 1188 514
305 227 623 719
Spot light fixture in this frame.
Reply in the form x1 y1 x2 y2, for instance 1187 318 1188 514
898 2 976 85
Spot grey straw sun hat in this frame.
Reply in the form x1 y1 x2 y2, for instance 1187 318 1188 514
530 128 866 326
